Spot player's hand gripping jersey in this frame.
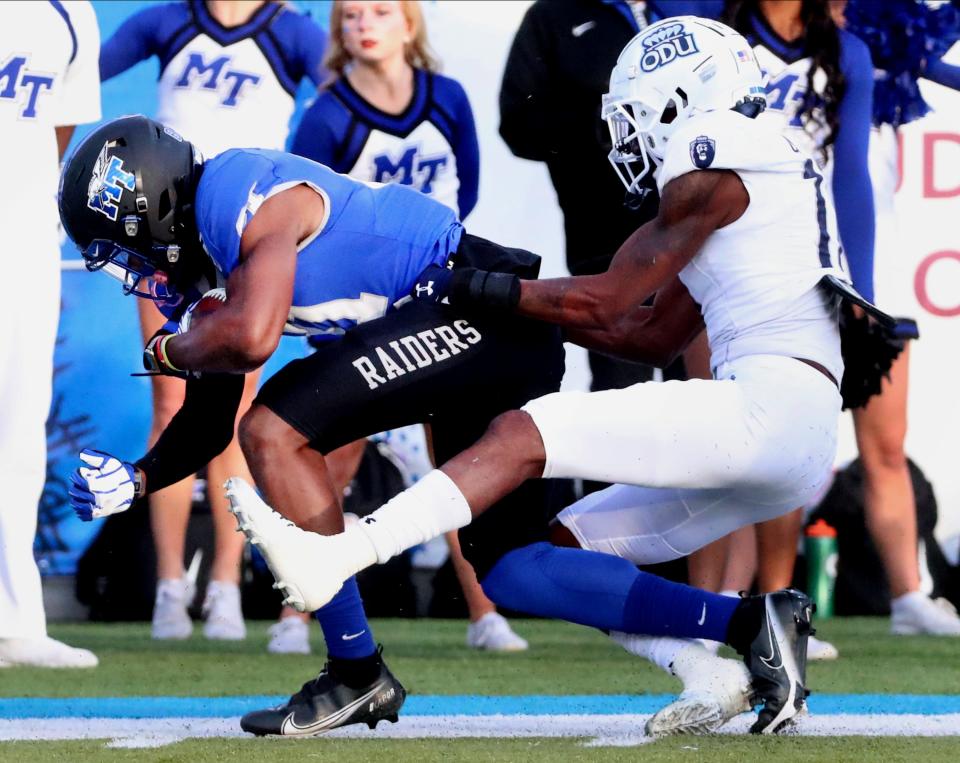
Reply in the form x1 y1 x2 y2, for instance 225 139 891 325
657 109 846 384
175 148 463 336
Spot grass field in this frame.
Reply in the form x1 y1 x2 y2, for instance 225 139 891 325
1 617 959 761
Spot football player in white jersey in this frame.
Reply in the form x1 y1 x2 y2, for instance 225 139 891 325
0 0 101 668
225 17 875 735
100 1 326 643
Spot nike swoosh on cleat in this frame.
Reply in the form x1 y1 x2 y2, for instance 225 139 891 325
342 630 367 641
759 619 783 671
281 681 387 735
571 20 596 37
697 603 707 626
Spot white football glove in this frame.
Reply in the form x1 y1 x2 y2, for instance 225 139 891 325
68 449 139 521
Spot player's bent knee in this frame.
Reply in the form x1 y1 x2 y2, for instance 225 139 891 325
238 405 302 462
484 409 546 481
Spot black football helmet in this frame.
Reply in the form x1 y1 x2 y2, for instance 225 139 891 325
58 115 204 301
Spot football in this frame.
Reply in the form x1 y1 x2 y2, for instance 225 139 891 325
178 288 227 334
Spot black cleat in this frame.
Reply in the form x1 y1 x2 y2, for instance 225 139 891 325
738 588 814 735
240 656 406 737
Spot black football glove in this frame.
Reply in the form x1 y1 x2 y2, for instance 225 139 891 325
411 264 520 313
838 306 917 410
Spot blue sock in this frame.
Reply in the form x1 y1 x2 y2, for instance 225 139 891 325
314 576 376 660
481 542 740 643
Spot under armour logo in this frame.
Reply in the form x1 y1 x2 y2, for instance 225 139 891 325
415 281 434 297
363 516 377 525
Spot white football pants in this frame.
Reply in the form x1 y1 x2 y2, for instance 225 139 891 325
0 235 59 638
521 354 841 564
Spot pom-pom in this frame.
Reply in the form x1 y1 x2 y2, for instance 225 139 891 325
844 0 960 127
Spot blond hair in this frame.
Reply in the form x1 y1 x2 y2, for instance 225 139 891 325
324 0 439 83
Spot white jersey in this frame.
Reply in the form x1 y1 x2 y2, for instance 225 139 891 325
0 0 101 241
100 1 325 158
752 46 829 167
656 109 845 383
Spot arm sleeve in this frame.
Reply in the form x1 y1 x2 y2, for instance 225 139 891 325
134 373 245 494
924 57 960 90
498 2 559 161
297 15 328 87
831 33 876 302
450 82 480 219
290 98 341 165
99 5 164 81
54 0 101 127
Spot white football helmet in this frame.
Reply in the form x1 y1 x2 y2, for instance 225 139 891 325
602 16 766 197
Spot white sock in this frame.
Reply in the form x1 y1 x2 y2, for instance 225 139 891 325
347 470 472 567
609 633 696 675
891 590 926 612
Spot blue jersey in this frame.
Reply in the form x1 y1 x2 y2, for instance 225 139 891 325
100 0 326 157
189 148 462 337
291 69 479 219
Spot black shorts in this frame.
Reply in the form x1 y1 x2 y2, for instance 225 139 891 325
256 235 566 578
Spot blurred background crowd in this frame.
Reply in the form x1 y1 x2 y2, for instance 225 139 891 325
3 0 960 669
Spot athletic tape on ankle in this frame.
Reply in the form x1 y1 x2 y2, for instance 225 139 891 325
357 470 472 564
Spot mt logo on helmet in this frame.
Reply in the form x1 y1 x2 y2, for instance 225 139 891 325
87 142 135 222
639 23 699 72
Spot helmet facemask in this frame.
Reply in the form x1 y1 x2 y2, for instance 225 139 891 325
602 86 689 199
83 239 182 303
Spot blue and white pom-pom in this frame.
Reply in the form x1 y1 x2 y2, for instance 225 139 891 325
845 0 960 127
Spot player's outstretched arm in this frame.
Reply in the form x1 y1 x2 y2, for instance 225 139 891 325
133 373 245 496
69 373 244 521
163 185 325 374
514 169 747 340
565 276 705 367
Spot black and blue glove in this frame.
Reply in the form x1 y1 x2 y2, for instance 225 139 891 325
411 264 520 313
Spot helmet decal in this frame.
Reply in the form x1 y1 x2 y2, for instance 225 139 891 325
639 23 699 72
86 141 135 222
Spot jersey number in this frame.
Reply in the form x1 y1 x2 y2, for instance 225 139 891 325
802 160 839 271
285 292 389 335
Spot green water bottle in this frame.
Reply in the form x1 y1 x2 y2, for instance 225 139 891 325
805 519 838 619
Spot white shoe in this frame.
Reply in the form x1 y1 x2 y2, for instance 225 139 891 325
225 477 343 612
466 612 528 652
807 634 839 660
645 643 753 737
267 616 312 654
891 592 960 635
0 637 98 668
202 581 246 640
152 578 195 640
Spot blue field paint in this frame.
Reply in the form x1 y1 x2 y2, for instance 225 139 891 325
0 694 958 719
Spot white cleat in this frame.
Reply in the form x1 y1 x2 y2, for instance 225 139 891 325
152 578 195 640
807 634 839 660
202 581 246 641
267 615 312 655
891 592 960 636
645 643 753 737
224 477 344 612
466 612 528 652
0 637 98 669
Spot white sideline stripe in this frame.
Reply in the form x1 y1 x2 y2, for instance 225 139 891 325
2 714 960 748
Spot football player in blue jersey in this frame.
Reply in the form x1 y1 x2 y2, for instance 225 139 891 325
101 0 329 643
58 115 563 736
